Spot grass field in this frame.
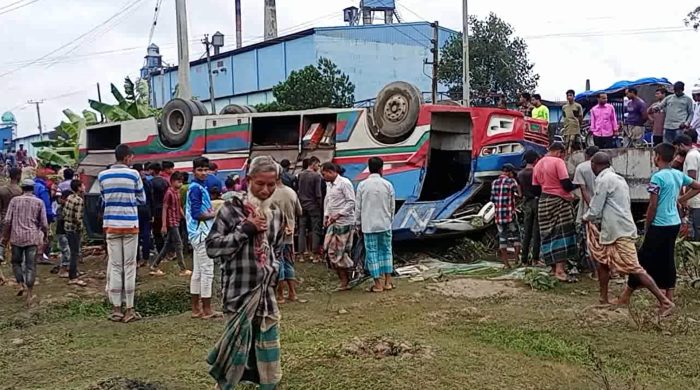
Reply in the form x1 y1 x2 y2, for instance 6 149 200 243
1 253 699 390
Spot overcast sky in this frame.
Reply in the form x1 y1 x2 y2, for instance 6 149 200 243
2 0 699 136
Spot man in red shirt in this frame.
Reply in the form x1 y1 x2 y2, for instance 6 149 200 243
149 172 191 276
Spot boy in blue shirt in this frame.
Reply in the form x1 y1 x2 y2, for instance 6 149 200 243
617 143 700 311
187 157 218 319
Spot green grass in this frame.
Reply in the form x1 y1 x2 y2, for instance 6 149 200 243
1 258 700 389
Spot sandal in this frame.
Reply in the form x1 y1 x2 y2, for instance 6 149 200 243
108 312 124 322
384 283 395 291
68 279 87 287
122 312 142 323
201 311 223 319
366 286 383 293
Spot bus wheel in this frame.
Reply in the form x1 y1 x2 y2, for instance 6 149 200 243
161 98 195 147
243 105 257 113
373 81 422 143
191 100 208 116
219 104 248 115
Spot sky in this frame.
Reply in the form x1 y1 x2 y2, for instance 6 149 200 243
1 0 699 137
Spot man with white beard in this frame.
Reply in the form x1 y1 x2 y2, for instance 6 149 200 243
206 155 285 389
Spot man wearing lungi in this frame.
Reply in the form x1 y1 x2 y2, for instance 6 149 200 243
321 162 356 291
356 157 396 293
583 152 675 315
532 142 579 282
206 156 285 389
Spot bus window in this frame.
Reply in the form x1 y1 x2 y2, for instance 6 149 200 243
251 115 300 146
486 116 514 137
87 124 121 150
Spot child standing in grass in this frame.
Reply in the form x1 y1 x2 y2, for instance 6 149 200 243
150 172 191 277
490 163 521 269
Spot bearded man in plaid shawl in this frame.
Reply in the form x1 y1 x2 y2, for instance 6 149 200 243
206 156 285 389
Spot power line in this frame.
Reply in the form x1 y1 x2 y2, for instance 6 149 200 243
0 0 145 78
47 0 148 67
524 26 688 40
147 0 164 47
0 0 39 15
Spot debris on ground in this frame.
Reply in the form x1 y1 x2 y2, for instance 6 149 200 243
343 336 433 359
395 236 489 264
522 269 558 291
82 245 106 258
425 278 521 299
395 259 505 282
87 377 165 390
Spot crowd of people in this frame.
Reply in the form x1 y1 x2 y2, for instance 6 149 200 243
0 142 397 388
516 81 700 152
490 126 700 317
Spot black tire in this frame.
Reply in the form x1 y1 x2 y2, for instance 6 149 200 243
480 225 499 251
219 104 248 115
372 81 422 143
191 100 208 116
243 105 257 113
160 98 195 147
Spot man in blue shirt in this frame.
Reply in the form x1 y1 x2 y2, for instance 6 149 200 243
205 162 225 192
187 157 217 318
617 143 700 312
34 167 55 265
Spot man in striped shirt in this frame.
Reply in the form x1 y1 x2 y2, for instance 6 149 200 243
98 144 146 323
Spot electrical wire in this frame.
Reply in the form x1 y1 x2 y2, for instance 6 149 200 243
0 0 38 15
47 0 148 67
0 0 146 78
147 0 164 47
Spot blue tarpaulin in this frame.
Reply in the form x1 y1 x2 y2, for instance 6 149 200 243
575 77 671 102
363 0 396 8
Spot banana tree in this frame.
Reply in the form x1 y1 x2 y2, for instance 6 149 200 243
88 76 161 122
33 109 96 167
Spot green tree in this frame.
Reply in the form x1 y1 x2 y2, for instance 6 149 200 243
257 57 355 112
437 13 539 105
685 6 700 30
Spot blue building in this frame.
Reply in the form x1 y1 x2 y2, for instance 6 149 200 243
145 22 458 110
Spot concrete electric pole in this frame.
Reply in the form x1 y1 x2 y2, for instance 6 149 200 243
264 0 278 40
462 0 470 106
175 0 192 100
202 34 216 114
235 0 242 48
431 21 439 104
27 100 44 140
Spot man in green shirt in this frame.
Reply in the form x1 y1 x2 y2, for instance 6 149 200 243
531 94 550 122
562 89 584 153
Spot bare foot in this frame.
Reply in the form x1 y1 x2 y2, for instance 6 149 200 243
287 295 298 302
599 298 611 305
191 311 202 318
610 298 629 306
658 302 676 317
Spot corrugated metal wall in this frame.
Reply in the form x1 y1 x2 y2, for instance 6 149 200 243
149 23 458 108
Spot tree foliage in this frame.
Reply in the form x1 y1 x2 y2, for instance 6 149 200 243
88 77 161 122
685 6 700 30
437 13 539 105
33 109 94 167
256 57 355 112
36 76 161 167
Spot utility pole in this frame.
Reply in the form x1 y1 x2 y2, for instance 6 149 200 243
175 0 192 99
431 21 439 104
235 0 242 48
27 100 44 140
202 34 216 114
462 0 470 106
264 0 278 40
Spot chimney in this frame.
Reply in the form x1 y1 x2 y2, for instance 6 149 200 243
264 0 278 40
235 0 242 48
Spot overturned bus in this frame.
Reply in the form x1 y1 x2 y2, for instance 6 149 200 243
78 81 549 242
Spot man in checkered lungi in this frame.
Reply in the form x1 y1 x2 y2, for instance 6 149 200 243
355 157 396 293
